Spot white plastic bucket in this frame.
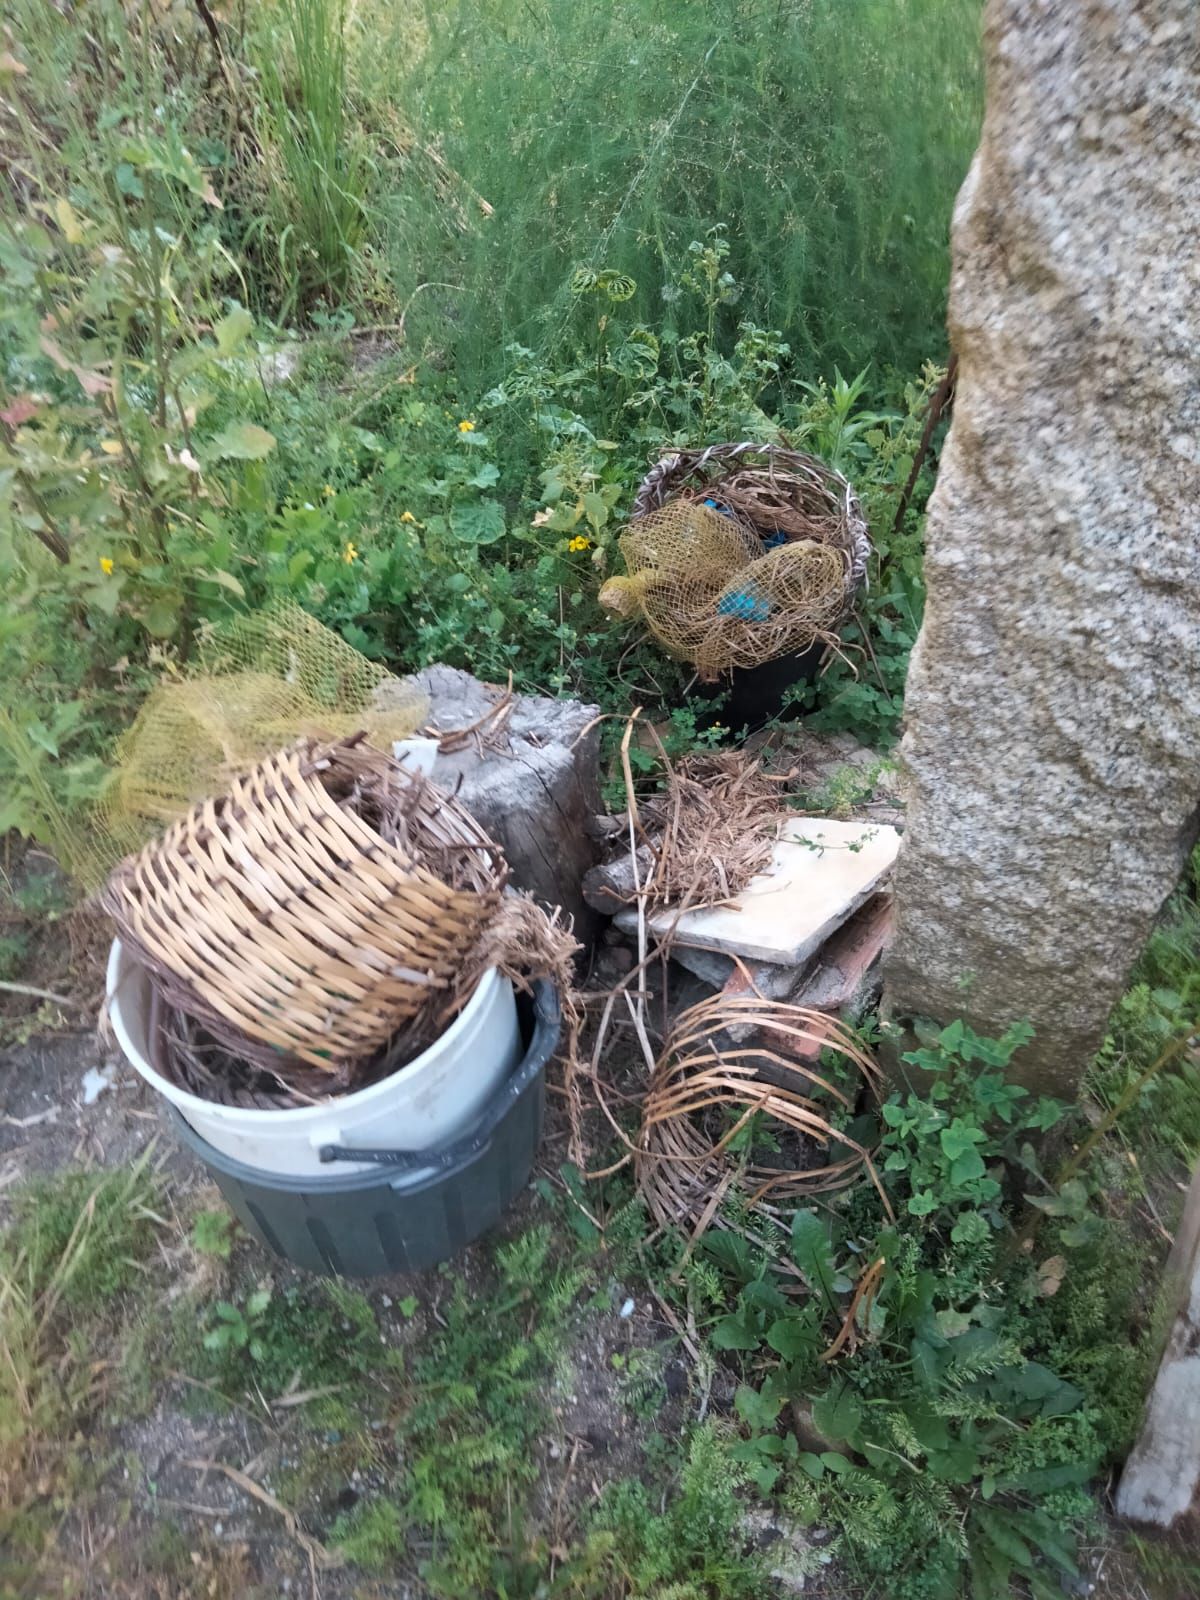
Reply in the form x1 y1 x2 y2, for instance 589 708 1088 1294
106 939 521 1178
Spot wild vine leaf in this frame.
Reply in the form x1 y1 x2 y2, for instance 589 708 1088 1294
934 1309 971 1340
142 597 180 638
709 1312 761 1352
810 1386 861 1447
734 1382 782 1432
766 1313 820 1360
54 196 85 245
203 569 245 598
950 1147 987 1184
940 1119 986 1160
209 420 276 461
451 498 506 544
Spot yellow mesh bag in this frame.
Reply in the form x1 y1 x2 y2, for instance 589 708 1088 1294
598 502 847 676
98 603 429 867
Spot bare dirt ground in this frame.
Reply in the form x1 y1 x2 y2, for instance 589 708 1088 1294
0 1013 735 1600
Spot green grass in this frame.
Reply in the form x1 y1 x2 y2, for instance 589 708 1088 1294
1088 849 1200 1166
0 1046 1193 1600
0 1154 166 1565
250 0 373 318
372 0 983 396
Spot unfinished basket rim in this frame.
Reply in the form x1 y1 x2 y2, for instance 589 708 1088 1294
632 440 870 594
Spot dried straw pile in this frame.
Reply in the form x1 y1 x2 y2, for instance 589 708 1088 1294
638 748 793 912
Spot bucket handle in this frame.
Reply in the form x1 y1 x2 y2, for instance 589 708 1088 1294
317 983 561 1171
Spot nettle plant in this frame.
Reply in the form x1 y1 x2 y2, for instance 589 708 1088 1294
0 132 284 867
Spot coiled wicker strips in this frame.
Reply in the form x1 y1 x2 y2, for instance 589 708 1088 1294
100 738 505 1076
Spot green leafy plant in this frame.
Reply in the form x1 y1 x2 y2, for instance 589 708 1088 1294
189 1209 236 1260
397 1225 587 1594
329 1496 406 1572
693 1023 1117 1599
588 1425 768 1599
790 362 947 745
383 0 982 398
202 1284 274 1361
881 1018 1065 1225
197 1278 396 1399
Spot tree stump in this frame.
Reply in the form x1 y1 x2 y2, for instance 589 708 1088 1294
416 665 602 951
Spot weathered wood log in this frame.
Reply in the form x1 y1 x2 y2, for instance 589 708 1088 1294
1116 1156 1200 1528
416 665 602 950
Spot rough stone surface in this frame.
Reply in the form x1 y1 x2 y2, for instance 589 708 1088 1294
1116 1158 1200 1528
739 1507 824 1593
416 665 603 947
671 945 799 999
883 0 1200 1096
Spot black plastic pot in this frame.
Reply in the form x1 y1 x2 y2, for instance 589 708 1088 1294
688 641 825 732
169 982 559 1279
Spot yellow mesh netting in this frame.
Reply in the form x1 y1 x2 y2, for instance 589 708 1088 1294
96 603 429 871
598 502 847 676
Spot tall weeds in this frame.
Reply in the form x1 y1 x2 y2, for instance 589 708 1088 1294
377 0 984 391
251 0 373 316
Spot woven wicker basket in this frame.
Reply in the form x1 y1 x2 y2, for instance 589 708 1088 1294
631 441 870 603
99 737 505 1078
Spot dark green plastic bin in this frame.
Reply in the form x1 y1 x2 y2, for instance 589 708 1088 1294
169 982 558 1278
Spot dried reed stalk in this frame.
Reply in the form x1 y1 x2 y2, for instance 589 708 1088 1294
640 747 793 911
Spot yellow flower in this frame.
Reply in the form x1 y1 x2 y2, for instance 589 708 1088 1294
401 510 417 524
99 556 114 575
458 418 475 433
322 484 334 497
568 535 591 553
343 541 359 563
